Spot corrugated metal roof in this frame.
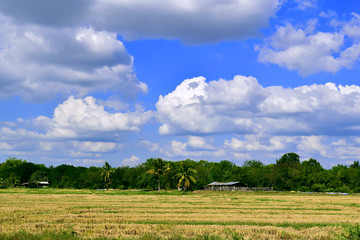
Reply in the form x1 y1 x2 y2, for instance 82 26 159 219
207 182 239 186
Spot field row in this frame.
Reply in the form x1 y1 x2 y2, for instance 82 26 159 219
0 190 359 239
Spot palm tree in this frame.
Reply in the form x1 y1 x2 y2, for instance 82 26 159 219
101 162 114 190
174 162 197 193
147 158 170 192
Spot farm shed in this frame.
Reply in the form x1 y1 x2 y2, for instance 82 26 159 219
21 181 49 188
205 182 273 191
205 182 241 191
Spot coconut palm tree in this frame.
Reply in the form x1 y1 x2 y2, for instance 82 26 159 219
174 162 197 193
147 158 170 192
101 162 114 190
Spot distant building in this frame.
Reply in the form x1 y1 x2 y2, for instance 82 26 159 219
21 181 49 188
205 182 242 191
205 182 273 191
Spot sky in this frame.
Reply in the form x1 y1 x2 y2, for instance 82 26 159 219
1 0 360 168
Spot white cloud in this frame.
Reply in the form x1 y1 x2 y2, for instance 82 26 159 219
156 75 360 137
161 139 225 158
76 158 105 166
157 75 263 135
319 10 337 19
122 155 140 167
295 0 317 10
343 13 360 39
0 0 90 27
91 0 280 44
0 0 280 44
140 140 160 153
188 136 215 150
0 143 12 150
297 136 330 158
72 141 117 153
39 142 54 151
0 96 153 162
224 135 293 152
257 15 360 76
98 97 129 111
233 152 251 161
45 96 153 139
0 16 146 102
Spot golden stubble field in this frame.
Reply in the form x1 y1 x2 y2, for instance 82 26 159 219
0 189 359 239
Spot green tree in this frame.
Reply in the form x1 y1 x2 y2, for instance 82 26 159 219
274 153 302 191
211 160 237 182
6 173 20 187
147 158 170 192
28 170 48 188
300 158 325 191
276 153 300 165
101 162 114 190
241 160 266 187
174 162 197 193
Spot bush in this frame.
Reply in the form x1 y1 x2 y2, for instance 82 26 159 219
0 178 9 189
339 224 360 240
311 184 325 192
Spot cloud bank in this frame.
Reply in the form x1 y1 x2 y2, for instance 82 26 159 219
0 96 153 163
0 16 147 101
0 0 280 44
157 75 360 136
257 15 360 76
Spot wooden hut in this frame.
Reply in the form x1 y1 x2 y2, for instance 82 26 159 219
21 181 49 188
205 182 241 191
205 182 273 191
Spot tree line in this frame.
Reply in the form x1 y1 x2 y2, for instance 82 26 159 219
0 153 360 193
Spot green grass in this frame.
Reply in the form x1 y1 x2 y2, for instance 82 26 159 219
0 188 358 239
130 219 353 230
0 231 112 240
0 188 187 195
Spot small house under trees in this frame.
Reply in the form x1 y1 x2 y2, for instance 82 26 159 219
205 182 241 191
205 181 273 191
21 181 49 188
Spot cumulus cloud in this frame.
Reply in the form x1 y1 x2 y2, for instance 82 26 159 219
295 0 317 10
0 0 90 27
140 140 160 153
76 159 105 166
0 0 280 44
0 0 280 102
297 136 329 158
156 75 360 137
161 139 225 158
41 96 153 140
257 15 360 76
157 75 264 135
0 16 146 101
122 155 140 167
90 0 279 44
224 135 294 152
72 141 118 153
187 136 216 150
0 96 153 162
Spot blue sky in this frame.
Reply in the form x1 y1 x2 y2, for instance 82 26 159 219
1 0 360 168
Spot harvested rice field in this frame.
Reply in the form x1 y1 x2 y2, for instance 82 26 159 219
0 189 359 239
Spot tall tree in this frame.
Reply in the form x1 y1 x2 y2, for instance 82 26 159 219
147 158 170 192
101 162 114 190
174 162 197 193
274 153 301 190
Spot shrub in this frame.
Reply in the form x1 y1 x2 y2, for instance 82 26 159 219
339 224 360 240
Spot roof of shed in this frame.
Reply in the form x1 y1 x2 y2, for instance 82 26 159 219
207 182 239 186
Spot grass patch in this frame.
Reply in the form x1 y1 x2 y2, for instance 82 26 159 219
0 189 358 239
0 230 113 240
131 219 352 230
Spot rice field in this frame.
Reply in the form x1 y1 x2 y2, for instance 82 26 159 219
0 189 359 239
